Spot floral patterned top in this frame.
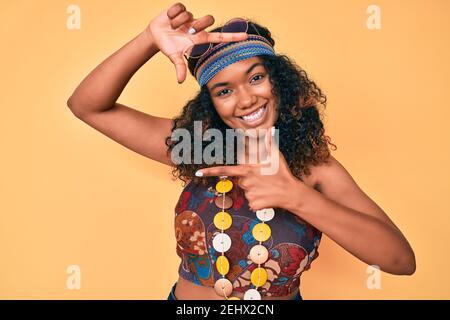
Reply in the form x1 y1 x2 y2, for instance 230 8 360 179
174 176 322 297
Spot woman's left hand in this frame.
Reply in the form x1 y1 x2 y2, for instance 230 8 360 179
196 127 305 211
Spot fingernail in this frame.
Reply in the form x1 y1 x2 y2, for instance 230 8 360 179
195 170 203 177
188 27 197 35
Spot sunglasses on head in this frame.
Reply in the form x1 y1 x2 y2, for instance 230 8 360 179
185 18 263 59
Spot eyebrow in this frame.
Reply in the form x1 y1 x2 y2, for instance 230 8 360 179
209 62 264 92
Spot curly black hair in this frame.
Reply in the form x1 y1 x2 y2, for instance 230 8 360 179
165 19 336 187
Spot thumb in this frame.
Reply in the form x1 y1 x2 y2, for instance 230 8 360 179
168 53 186 84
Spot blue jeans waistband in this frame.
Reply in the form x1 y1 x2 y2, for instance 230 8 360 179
167 282 302 300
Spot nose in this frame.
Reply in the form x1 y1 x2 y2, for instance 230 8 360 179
236 88 257 110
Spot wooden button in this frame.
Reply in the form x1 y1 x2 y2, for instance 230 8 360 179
213 211 232 230
244 288 261 300
212 233 232 252
252 223 271 242
216 179 233 193
216 255 230 276
214 278 233 297
250 267 267 287
249 244 269 264
256 208 275 222
214 195 233 209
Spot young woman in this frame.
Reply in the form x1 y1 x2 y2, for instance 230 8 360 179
67 2 416 300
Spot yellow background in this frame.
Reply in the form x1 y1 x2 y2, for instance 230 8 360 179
1 0 449 299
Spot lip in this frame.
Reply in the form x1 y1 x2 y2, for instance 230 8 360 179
239 103 267 118
237 103 268 128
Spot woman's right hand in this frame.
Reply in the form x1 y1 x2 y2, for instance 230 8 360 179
145 2 248 84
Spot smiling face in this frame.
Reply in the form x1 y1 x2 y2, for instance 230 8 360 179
206 56 278 136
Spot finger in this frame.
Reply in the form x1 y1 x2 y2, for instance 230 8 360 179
187 15 214 34
171 11 194 29
196 165 247 177
236 176 250 190
167 53 186 84
167 2 186 19
199 31 248 44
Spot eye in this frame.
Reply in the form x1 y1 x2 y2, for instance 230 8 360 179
251 74 264 82
215 74 265 97
216 89 231 97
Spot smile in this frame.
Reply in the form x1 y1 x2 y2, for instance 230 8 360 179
239 103 267 126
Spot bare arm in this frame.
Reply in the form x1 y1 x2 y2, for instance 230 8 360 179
67 29 158 115
67 3 249 165
67 29 175 165
67 30 174 165
286 156 416 275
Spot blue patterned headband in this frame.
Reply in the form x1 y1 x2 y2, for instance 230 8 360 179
194 35 276 87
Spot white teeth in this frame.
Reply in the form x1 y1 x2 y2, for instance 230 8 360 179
241 105 266 122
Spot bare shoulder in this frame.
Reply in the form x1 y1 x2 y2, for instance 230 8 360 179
300 155 337 190
307 154 400 229
307 154 359 196
310 155 344 186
